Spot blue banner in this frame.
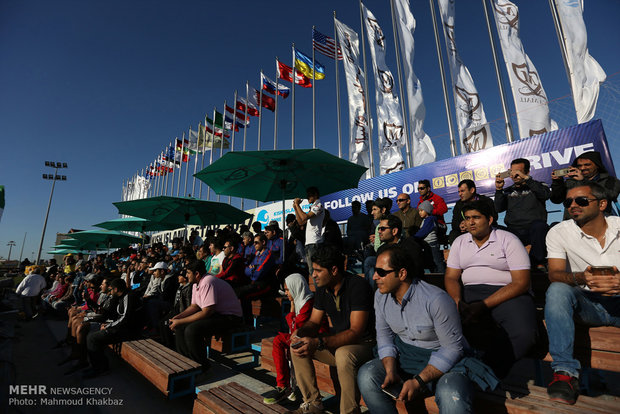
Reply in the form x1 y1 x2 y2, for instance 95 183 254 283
322 119 614 222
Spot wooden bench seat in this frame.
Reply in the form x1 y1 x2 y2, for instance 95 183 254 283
120 338 201 399
193 381 288 414
259 336 619 413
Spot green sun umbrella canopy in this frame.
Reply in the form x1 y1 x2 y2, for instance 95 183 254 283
94 217 179 233
69 230 143 247
47 249 85 255
112 196 252 227
194 149 368 202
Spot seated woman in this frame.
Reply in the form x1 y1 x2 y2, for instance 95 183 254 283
444 200 538 378
262 273 327 405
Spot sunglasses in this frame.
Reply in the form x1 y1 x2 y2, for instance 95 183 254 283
396 198 408 202
253 241 261 245
563 196 599 208
377 226 391 232
418 186 427 190
375 267 396 278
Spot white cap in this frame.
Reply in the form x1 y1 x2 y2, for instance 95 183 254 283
149 261 168 271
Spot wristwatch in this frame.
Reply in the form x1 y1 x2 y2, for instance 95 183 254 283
317 336 326 351
414 374 428 393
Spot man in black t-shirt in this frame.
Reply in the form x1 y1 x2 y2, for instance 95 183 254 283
288 245 374 414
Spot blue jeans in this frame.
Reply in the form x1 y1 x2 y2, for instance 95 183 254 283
363 256 377 289
544 282 620 378
357 358 473 414
428 241 446 273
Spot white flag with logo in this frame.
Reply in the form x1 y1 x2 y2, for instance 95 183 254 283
554 0 606 123
438 0 493 153
393 0 435 166
493 0 557 138
335 18 371 175
362 4 406 175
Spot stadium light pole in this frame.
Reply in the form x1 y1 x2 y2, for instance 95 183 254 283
7 241 16 261
36 161 67 264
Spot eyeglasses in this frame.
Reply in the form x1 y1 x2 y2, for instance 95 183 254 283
375 267 396 277
396 198 408 203
377 226 391 232
563 196 599 208
418 186 427 190
253 241 261 245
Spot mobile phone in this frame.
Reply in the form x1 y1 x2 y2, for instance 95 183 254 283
555 168 571 177
497 170 511 179
291 341 304 349
590 266 614 275
382 382 404 400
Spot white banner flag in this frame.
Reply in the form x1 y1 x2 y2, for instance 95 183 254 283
438 0 493 153
362 4 406 175
393 0 436 166
335 18 371 175
554 0 606 123
493 0 557 138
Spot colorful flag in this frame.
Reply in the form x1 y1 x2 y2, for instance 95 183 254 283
250 87 276 112
261 73 290 98
335 18 371 174
393 0 436 165
277 61 312 88
362 4 406 174
225 105 251 124
438 0 493 153
554 0 606 123
294 49 325 80
492 0 557 138
236 97 260 116
312 28 343 60
175 139 190 162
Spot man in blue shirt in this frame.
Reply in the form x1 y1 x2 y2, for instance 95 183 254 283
357 244 497 413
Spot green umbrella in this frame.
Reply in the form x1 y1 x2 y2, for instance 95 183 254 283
69 230 143 248
47 248 92 255
56 238 105 251
112 196 252 227
51 244 77 250
94 217 179 233
194 149 368 202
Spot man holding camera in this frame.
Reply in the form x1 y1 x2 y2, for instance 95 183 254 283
545 182 620 405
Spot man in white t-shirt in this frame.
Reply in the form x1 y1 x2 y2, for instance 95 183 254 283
293 186 325 267
545 182 620 405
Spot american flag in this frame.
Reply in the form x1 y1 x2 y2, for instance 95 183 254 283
312 28 342 60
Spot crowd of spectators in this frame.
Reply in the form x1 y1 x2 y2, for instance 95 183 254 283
12 151 620 412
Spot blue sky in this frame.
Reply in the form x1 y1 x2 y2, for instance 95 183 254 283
1 0 619 261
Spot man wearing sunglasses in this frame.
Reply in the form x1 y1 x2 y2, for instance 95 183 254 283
545 182 620 405
415 179 448 227
495 158 551 270
357 244 497 413
393 193 422 239
550 151 620 220
288 245 374 414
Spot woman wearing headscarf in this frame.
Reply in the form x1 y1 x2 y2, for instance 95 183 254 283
263 273 326 405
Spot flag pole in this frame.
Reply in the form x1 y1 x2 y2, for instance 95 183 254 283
311 27 317 149
257 78 263 151
199 121 206 198
166 142 172 196
208 107 216 200
273 65 279 149
291 44 296 149
191 125 199 196
241 83 249 211
429 0 458 157
333 13 343 158
389 0 412 168
358 0 375 177
165 145 171 196
218 101 227 202
231 92 238 151
481 0 514 143
183 132 190 197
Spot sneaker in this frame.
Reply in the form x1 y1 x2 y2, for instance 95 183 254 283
263 386 290 405
287 387 300 402
548 371 580 405
286 401 324 414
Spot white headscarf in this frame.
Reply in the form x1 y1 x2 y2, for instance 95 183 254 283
285 273 314 316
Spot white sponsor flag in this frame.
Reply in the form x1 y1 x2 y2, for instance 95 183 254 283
554 0 606 123
362 4 406 175
493 0 557 138
393 0 435 166
438 0 493 153
335 18 371 175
